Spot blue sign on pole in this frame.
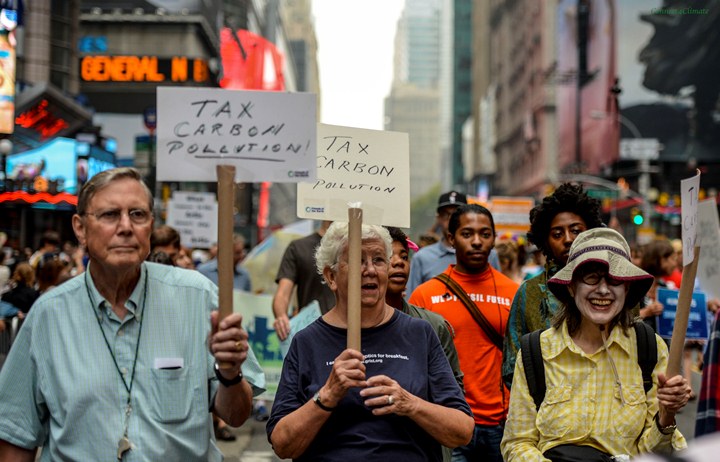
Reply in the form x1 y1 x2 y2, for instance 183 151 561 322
656 288 708 340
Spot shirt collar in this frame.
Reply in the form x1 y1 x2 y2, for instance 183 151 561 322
86 262 147 317
544 321 634 360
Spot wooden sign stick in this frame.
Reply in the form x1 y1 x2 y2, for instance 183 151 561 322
217 165 236 369
347 206 363 351
666 246 701 377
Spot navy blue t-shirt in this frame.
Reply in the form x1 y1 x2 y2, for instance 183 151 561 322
267 310 471 461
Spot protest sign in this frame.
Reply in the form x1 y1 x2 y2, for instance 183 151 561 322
166 191 218 249
697 199 720 301
156 87 316 182
297 124 410 227
680 170 701 265
656 288 708 340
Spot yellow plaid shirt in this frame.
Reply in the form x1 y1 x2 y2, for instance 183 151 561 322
501 323 687 461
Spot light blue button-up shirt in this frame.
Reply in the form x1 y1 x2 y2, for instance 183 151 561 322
0 261 265 461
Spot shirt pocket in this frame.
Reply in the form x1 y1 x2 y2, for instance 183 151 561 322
149 367 197 423
612 385 647 439
537 385 574 439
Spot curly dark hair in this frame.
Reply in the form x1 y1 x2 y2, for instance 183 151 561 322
385 226 409 251
527 183 603 260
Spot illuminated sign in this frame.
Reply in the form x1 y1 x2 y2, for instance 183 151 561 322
15 99 69 139
80 56 210 83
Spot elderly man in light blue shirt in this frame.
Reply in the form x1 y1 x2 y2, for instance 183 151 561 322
0 168 264 461
198 234 252 292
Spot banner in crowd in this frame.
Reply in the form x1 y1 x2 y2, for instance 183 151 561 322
656 288 708 340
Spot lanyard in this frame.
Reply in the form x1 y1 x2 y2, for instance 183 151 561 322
85 267 148 459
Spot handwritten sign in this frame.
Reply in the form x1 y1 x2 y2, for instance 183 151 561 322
166 191 218 248
297 124 410 227
680 171 701 265
156 87 317 182
697 199 720 300
656 288 708 340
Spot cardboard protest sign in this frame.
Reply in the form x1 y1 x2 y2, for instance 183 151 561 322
656 288 708 340
166 191 218 249
156 87 316 182
297 124 410 227
680 171 701 265
697 199 720 301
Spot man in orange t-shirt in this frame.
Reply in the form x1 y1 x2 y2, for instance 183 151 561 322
409 204 519 462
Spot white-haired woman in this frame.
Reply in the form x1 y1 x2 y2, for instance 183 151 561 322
501 228 691 461
267 222 473 461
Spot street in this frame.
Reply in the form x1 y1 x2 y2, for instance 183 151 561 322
217 417 283 462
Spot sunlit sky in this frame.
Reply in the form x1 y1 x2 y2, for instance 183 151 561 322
311 1 405 130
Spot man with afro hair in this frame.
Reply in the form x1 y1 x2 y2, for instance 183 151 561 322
501 183 603 387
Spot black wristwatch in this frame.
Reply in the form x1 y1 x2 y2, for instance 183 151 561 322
313 390 336 412
214 363 244 387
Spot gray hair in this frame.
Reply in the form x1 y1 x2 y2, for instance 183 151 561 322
315 222 392 276
76 167 153 215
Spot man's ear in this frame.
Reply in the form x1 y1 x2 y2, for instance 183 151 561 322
323 266 337 291
447 231 455 249
71 214 86 247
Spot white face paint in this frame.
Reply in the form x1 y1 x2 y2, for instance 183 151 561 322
570 264 628 330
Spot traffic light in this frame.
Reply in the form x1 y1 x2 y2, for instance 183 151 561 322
631 207 644 226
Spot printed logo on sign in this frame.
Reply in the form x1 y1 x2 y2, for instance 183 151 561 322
288 170 310 178
305 206 324 213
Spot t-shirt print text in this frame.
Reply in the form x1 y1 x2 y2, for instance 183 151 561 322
325 352 410 366
430 293 512 306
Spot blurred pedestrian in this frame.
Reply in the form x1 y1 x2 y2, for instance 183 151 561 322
27 231 60 271
1 262 39 316
272 220 335 342
496 239 524 285
502 183 604 387
150 225 194 269
0 167 265 461
197 234 252 291
35 252 72 294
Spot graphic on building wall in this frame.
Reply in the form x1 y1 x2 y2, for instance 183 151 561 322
219 28 285 91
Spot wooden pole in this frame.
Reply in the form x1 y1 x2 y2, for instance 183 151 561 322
347 207 363 351
216 165 235 369
666 246 701 377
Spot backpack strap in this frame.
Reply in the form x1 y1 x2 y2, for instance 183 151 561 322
434 273 504 349
520 329 545 410
634 321 658 394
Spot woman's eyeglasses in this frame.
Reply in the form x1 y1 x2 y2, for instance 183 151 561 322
579 271 624 286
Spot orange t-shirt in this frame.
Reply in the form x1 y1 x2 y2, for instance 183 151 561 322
409 265 519 425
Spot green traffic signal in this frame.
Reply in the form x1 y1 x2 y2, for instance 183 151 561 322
633 213 644 225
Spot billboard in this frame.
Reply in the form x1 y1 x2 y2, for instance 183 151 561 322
219 29 286 91
4 137 115 194
617 1 720 164
556 0 618 174
0 8 17 134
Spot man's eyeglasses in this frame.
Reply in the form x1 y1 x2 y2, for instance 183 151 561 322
83 208 152 225
578 271 624 286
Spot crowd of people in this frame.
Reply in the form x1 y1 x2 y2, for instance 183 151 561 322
1 167 719 461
